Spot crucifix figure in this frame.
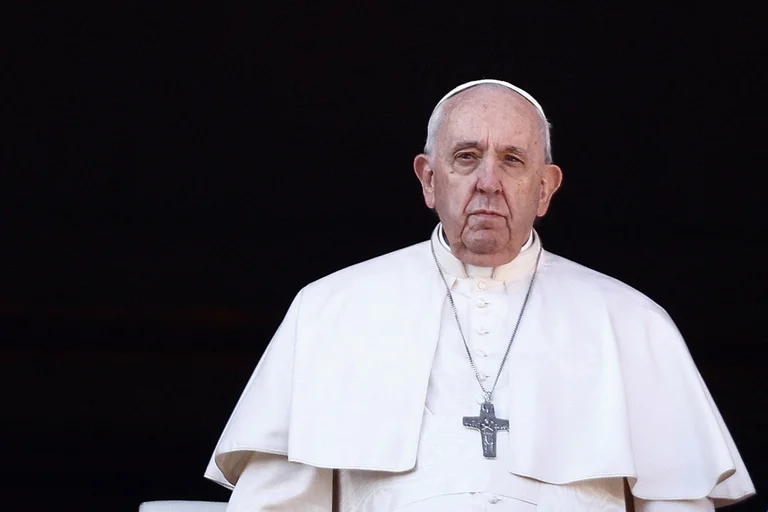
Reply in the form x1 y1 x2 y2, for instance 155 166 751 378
462 401 509 458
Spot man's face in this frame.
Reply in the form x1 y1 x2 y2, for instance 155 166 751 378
414 86 562 267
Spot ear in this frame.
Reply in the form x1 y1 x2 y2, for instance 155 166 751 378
413 153 436 209
536 164 563 217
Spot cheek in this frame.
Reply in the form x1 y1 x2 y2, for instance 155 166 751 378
503 178 540 212
436 175 470 209
451 185 476 214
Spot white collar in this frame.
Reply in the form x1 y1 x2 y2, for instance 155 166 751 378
432 224 540 283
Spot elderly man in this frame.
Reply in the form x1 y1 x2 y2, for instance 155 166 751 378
205 79 755 511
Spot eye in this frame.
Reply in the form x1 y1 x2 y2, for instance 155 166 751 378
456 152 476 160
504 155 525 166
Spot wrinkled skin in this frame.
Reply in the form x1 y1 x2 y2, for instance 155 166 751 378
414 86 562 267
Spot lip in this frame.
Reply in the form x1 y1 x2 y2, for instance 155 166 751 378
470 210 504 217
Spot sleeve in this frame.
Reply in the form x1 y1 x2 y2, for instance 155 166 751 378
225 452 332 512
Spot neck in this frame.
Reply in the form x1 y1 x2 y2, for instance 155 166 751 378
439 227 533 275
432 224 540 283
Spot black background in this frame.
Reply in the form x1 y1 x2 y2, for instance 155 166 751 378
4 4 766 511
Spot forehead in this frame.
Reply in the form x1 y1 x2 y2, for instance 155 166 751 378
439 86 541 144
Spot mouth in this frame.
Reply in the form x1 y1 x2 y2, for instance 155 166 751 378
470 210 504 217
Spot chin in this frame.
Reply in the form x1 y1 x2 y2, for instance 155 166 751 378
463 235 506 255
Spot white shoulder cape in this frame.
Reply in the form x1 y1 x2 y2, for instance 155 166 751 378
204 237 755 506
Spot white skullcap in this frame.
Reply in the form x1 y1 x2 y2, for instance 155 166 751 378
432 79 546 119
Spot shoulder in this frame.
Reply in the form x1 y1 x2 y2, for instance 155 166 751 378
301 240 431 297
541 251 671 320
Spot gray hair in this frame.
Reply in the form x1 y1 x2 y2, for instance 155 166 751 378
423 84 553 164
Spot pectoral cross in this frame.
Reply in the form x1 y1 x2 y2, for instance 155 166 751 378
463 401 509 458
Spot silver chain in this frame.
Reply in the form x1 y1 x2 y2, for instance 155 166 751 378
430 238 542 404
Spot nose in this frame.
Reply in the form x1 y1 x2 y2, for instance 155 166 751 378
475 158 502 194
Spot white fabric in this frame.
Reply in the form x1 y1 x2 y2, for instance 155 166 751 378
225 229 627 510
394 493 535 511
138 501 227 512
633 498 715 511
332 230 587 510
205 224 754 509
227 453 331 511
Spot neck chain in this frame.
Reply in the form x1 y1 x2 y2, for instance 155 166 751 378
429 239 542 404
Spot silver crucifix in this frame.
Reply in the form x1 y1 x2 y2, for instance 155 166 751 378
462 401 509 458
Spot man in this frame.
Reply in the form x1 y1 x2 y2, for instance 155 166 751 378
204 79 755 510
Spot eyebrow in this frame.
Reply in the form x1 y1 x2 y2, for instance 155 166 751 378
450 140 529 158
450 140 482 152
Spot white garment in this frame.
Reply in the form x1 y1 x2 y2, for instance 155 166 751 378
227 456 715 511
207 225 754 510
226 453 331 511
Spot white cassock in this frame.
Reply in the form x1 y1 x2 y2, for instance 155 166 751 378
204 225 755 511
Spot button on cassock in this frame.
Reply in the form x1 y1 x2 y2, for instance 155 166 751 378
475 297 488 308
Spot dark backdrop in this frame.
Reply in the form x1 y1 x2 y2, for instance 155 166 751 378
4 4 766 511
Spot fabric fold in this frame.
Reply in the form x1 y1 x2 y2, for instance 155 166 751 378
204 229 754 506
